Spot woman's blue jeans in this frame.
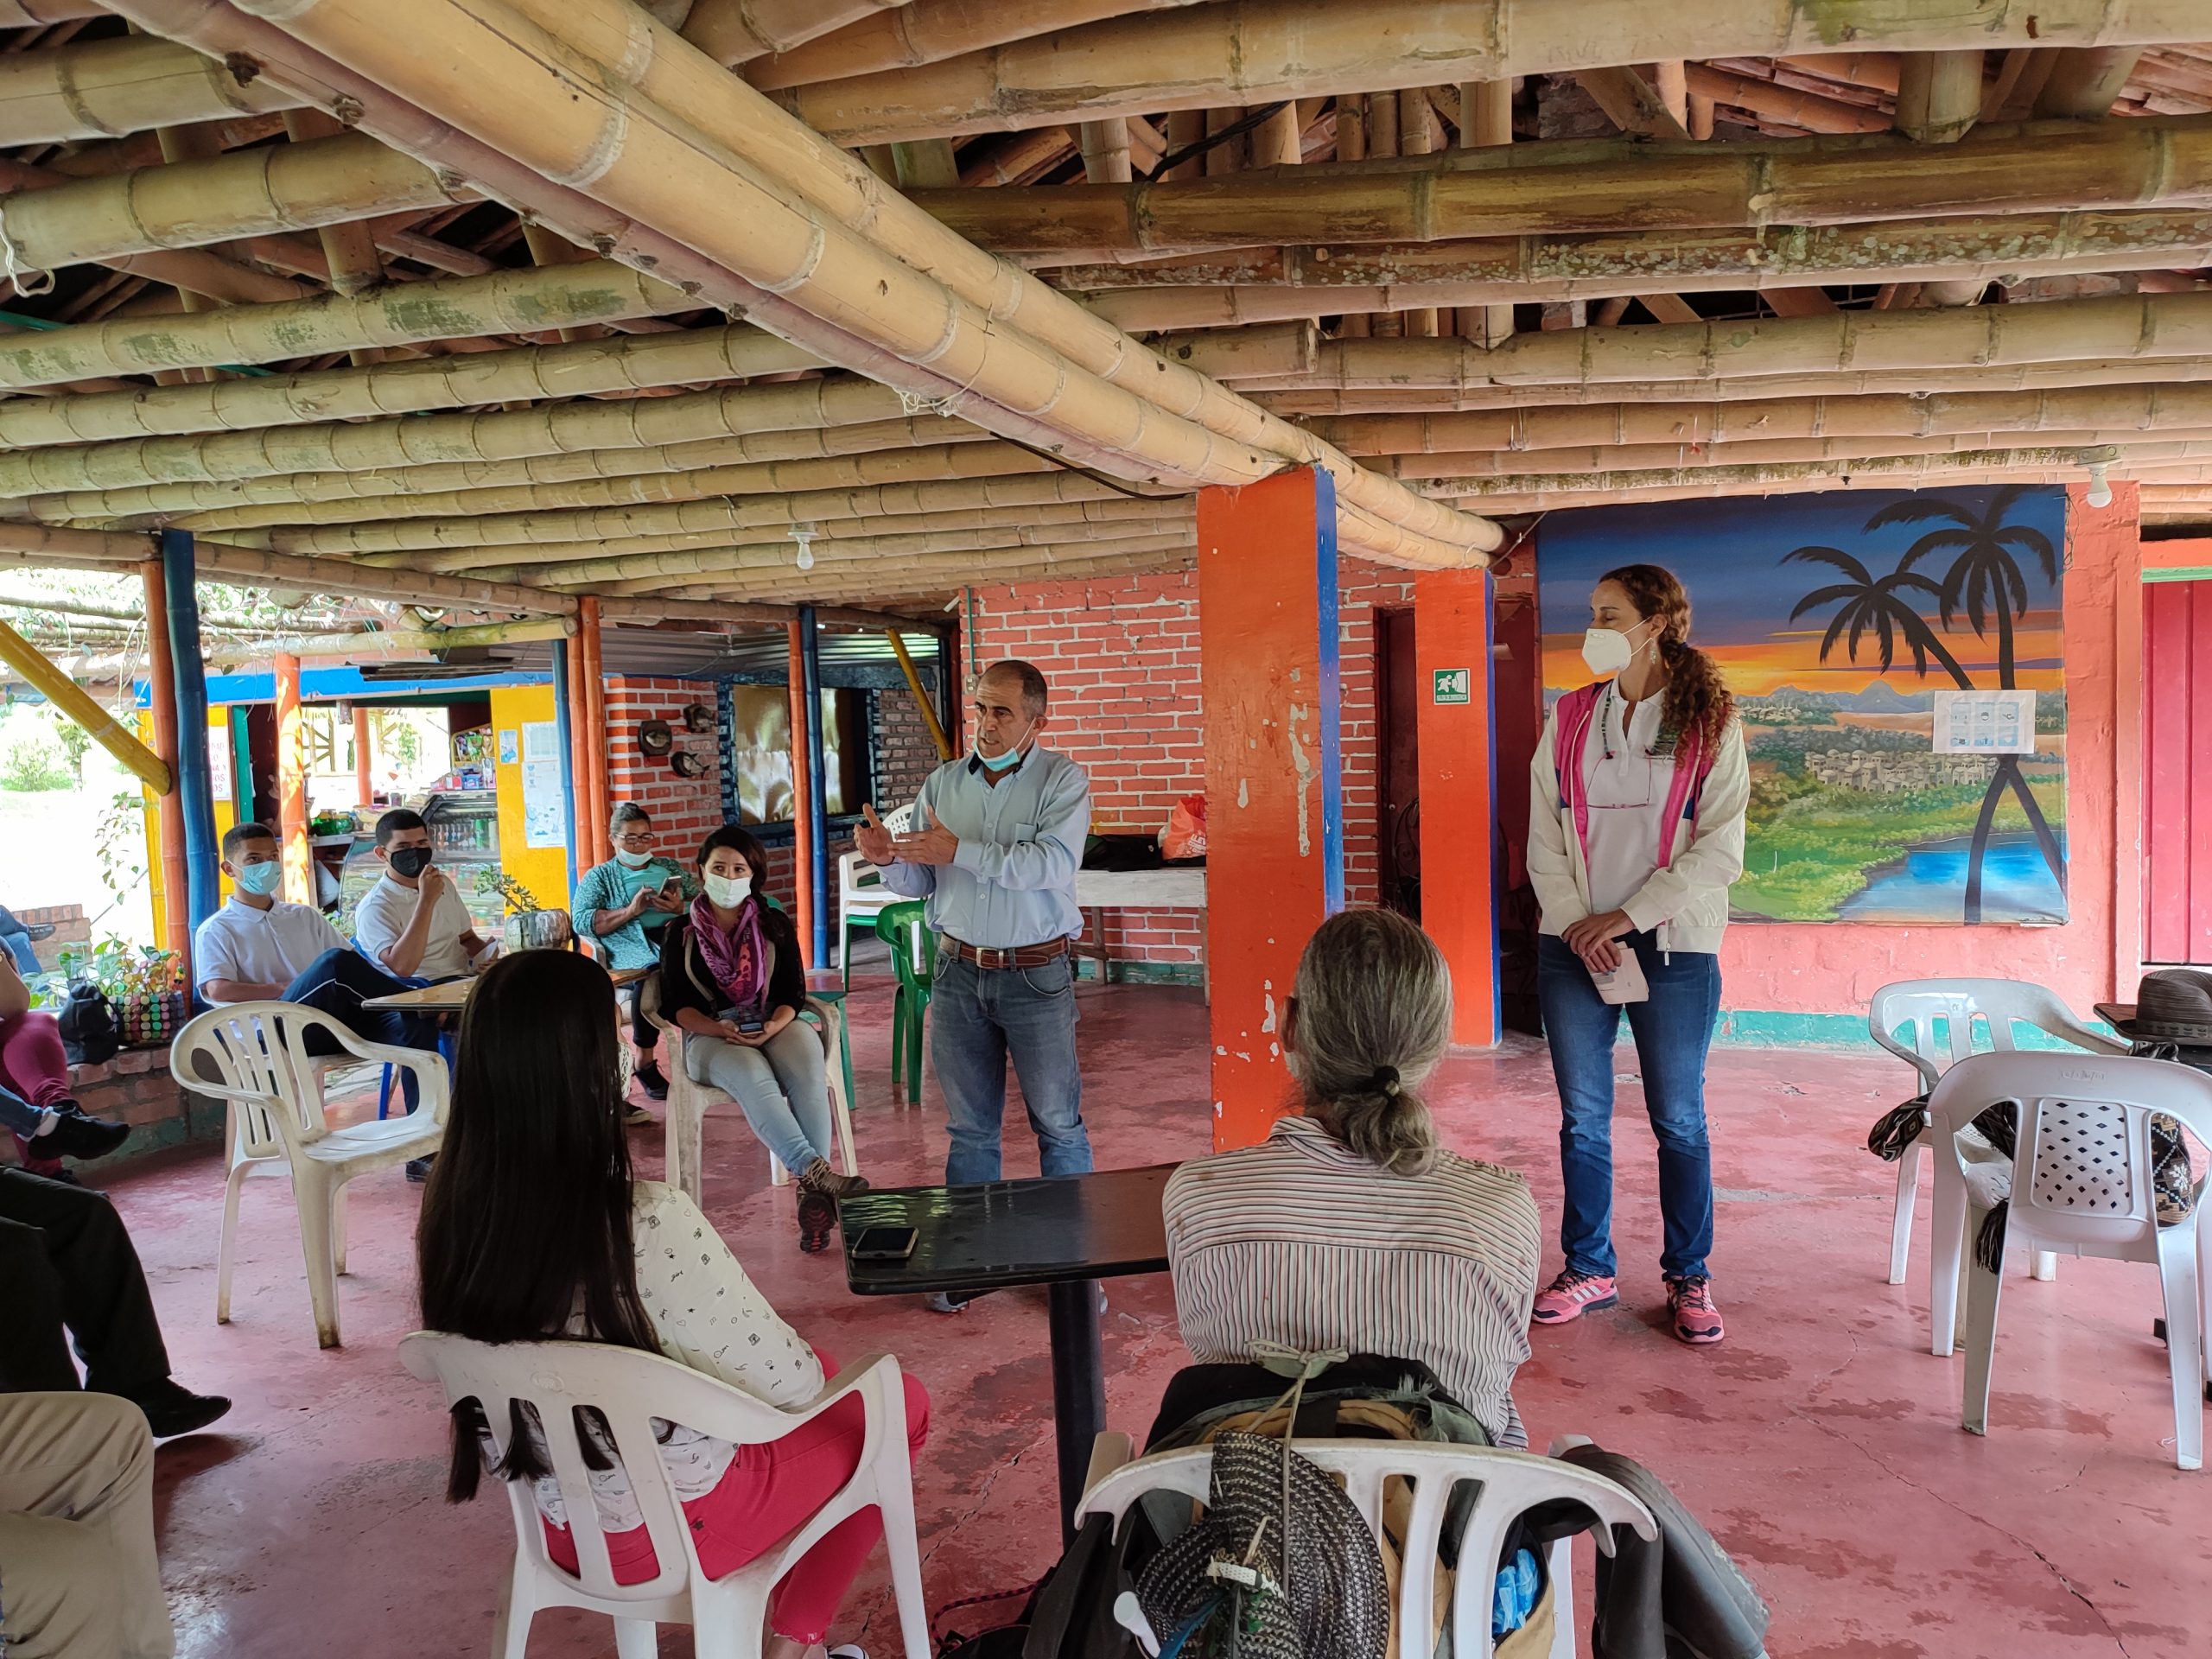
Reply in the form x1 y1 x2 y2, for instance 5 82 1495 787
1537 931 1719 1281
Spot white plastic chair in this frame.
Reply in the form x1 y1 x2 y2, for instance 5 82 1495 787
1079 1434 1656 1659
837 803 913 981
399 1334 931 1659
1926 1052 2212 1469
639 975 859 1203
173 1001 448 1349
1868 978 2126 1289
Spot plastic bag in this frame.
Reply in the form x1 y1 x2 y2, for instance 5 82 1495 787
1160 794 1206 861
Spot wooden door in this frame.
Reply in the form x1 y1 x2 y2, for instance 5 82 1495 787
2144 577 2212 965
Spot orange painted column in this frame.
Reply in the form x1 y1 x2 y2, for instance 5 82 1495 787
1198 467 1344 1150
140 562 191 969
1414 569 1500 1046
785 621 815 966
353 705 373 807
578 597 610 871
274 652 311 902
563 622 592 863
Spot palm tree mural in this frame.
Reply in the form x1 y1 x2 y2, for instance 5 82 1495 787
1786 489 2065 925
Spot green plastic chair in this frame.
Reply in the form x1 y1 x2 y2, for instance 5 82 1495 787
874 900 936 1103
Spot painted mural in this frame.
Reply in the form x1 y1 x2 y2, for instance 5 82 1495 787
1539 486 2068 925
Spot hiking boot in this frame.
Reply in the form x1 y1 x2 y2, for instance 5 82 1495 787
1530 1268 1619 1325
41 1108 131 1162
796 1158 869 1201
633 1059 670 1103
1667 1275 1726 1345
797 1188 836 1254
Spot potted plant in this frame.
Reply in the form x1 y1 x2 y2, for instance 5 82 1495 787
474 868 573 953
80 940 185 1048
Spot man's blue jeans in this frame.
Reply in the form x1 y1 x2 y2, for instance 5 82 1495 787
1537 931 1720 1281
0 1082 43 1139
929 950 1093 1185
0 905 38 976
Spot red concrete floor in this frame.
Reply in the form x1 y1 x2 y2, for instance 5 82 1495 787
84 980 2212 1658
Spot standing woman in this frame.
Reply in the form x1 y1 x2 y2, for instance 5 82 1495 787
571 802 692 1105
659 826 865 1251
1527 564 1749 1345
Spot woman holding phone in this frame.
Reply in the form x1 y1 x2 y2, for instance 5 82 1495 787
659 825 865 1251
572 802 693 1103
1526 564 1749 1345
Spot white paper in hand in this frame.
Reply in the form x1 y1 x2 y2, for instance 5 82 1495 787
1591 948 1649 1006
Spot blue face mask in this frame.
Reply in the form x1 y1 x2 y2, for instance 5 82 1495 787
234 861 282 897
972 715 1035 774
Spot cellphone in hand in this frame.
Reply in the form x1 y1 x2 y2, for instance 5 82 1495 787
850 1225 918 1262
736 1017 766 1035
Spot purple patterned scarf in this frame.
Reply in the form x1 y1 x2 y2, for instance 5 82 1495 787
689 893 768 1013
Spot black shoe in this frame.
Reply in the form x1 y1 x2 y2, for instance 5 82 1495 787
406 1154 436 1183
797 1188 836 1255
124 1378 232 1439
25 922 54 942
634 1060 669 1102
43 1109 131 1162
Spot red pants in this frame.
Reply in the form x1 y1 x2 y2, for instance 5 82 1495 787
543 1353 930 1645
1 1010 72 1179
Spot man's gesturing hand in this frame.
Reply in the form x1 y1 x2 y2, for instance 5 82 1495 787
893 820 960 867
856 804 896 866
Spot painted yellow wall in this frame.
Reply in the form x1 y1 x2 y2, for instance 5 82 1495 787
143 707 238 949
490 683 569 910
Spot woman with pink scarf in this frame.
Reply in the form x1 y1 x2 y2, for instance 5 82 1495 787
658 826 867 1250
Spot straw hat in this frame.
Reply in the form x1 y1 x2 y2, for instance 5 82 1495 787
2096 969 2212 1048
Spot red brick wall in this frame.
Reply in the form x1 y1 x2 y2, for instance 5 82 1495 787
604 677 723 852
874 684 944 808
969 568 1410 969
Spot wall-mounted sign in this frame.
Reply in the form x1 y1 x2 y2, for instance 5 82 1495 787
1432 668 1471 705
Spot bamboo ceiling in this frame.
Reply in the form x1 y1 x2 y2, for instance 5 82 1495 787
0 1 2209 647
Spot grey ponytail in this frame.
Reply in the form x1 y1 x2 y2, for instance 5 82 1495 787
1287 908 1452 1177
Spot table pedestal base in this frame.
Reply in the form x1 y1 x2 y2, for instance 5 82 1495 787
1046 1278 1106 1539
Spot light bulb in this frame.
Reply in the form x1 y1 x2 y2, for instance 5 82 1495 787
791 529 816 570
2086 464 2112 509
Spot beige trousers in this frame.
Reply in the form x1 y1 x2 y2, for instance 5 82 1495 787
0 1392 173 1659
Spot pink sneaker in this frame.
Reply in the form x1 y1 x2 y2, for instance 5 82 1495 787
1667 1276 1725 1345
1531 1268 1619 1325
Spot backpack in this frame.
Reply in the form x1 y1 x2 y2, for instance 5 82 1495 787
57 982 119 1066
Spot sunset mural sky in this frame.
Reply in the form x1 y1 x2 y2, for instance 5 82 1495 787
1536 486 2068 699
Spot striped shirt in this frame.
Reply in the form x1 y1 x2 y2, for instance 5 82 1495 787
1163 1116 1543 1448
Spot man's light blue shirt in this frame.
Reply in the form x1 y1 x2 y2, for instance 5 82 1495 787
880 746 1091 947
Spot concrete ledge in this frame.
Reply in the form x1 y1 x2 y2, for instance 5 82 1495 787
1074 959 1205 987
1711 1009 2119 1053
53 1048 225 1170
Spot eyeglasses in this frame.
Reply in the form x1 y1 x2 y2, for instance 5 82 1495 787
615 833 653 849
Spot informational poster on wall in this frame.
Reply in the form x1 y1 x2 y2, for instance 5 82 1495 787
1931 690 2037 753
518 721 566 849
208 727 232 801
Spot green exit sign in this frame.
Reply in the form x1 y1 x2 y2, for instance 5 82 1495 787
1432 668 1471 704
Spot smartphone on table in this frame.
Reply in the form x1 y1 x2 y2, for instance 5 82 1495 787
850 1225 919 1262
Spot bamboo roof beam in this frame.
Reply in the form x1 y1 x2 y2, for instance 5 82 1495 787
772 0 2202 143
1897 51 1985 143
0 34 306 147
907 116 2212 258
1574 67 1692 142
0 323 821 448
676 0 913 68
1777 54 1900 96
1372 429 2212 481
0 129 470 272
0 2 109 22
2037 48 2145 116
575 535 1199 595
746 0 1203 92
0 259 701 387
1682 63 1892 134
259 0 1498 568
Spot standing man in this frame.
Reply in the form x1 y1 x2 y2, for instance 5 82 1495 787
859 660 1095 1195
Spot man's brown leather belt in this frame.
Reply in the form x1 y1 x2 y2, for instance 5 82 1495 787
943 936 1071 971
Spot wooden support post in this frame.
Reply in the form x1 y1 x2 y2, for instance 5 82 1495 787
786 620 815 965
1414 570 1498 1047
550 638 579 899
1198 467 1344 1151
1897 51 1985 144
577 595 610 872
353 704 372 807
0 617 173 793
140 560 190 966
274 652 310 904
563 623 592 872
159 530 220 952
1456 79 1514 346
800 605 830 969
887 629 953 760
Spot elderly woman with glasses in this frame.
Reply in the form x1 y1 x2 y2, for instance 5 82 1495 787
570 802 695 1103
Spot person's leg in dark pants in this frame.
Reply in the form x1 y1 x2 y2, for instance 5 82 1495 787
1001 954 1090 1179
1538 933 1627 1280
282 948 442 1112
0 1209 80 1391
1620 938 1722 1282
0 1170 168 1395
929 957 1009 1185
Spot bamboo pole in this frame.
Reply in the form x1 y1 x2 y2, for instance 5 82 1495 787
1372 429 2212 480
274 652 312 902
886 629 953 760
239 0 1501 568
0 2 108 22
562 623 591 865
2 129 470 270
591 533 1198 594
353 705 372 805
747 0 1198 92
0 35 305 147
1897 51 1985 143
282 110 390 304
906 115 2212 256
599 595 941 633
1682 63 1892 134
0 324 819 449
1078 118 1134 184
578 595 608 872
2037 48 2142 117
140 559 192 963
678 0 912 67
1058 209 2212 327
0 617 173 791
1454 79 1513 346
775 0 2196 143
785 619 813 956
652 543 1197 601
0 260 700 388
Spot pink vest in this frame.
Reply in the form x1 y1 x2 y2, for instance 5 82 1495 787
1551 682 1715 874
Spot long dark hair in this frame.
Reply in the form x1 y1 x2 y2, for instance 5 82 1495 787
417 950 656 1499
1599 563 1735 753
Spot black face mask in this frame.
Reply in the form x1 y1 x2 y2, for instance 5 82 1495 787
388 846 433 879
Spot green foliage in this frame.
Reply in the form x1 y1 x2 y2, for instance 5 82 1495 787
474 866 543 916
53 719 91 781
93 791 149 909
0 736 72 791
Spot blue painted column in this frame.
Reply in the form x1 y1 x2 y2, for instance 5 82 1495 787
550 639 579 897
934 629 959 752
798 607 830 966
159 531 220 951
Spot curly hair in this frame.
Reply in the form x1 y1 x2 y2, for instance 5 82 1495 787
1598 563 1735 753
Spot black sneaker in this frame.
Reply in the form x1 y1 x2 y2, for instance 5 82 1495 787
124 1378 232 1439
406 1155 436 1183
43 1109 131 1162
797 1189 836 1255
634 1060 670 1102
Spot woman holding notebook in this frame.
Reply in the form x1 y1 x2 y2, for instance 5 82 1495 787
1526 563 1750 1347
